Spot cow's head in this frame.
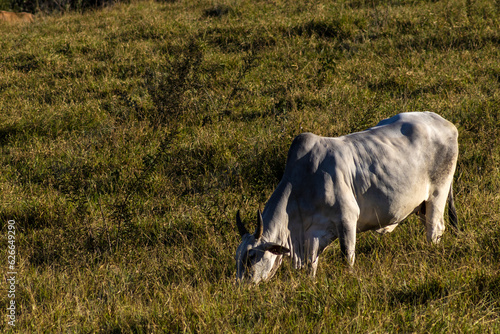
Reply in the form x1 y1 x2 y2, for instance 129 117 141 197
235 210 290 284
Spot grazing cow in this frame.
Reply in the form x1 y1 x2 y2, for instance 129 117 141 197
235 112 458 283
0 10 34 24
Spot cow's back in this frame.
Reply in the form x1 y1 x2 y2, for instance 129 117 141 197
366 112 458 184
370 111 457 144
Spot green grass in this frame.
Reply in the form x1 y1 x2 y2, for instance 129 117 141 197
1 0 500 332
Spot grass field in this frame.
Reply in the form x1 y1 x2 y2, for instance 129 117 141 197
1 0 499 332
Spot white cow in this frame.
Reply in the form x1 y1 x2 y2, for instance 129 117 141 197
235 112 458 283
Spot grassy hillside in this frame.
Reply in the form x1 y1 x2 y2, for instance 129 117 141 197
1 0 499 332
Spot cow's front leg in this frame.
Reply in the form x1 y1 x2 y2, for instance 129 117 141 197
304 236 320 277
337 219 357 266
307 257 319 277
334 186 360 266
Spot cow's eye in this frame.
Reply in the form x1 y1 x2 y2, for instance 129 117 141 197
246 250 257 265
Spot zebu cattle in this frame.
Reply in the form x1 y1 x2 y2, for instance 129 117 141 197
235 112 458 283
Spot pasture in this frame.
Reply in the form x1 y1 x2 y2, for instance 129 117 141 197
0 0 499 332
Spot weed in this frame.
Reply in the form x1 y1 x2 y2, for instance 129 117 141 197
0 0 499 332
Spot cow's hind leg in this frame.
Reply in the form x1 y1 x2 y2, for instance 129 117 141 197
425 190 449 244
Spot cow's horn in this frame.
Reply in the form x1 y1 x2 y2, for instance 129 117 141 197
255 210 264 240
236 210 249 237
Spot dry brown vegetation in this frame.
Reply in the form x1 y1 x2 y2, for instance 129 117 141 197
0 10 34 23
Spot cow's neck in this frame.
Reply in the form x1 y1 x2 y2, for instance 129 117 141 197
261 180 292 246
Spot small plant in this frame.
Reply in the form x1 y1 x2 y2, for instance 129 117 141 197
145 39 203 127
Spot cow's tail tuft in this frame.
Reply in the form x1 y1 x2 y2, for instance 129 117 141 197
448 183 458 231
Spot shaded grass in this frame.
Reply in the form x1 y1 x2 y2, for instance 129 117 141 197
0 0 500 332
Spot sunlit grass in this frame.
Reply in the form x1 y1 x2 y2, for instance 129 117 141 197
0 0 499 332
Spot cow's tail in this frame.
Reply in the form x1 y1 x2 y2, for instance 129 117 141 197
448 183 458 231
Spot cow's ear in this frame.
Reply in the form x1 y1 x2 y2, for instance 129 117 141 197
265 243 290 255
